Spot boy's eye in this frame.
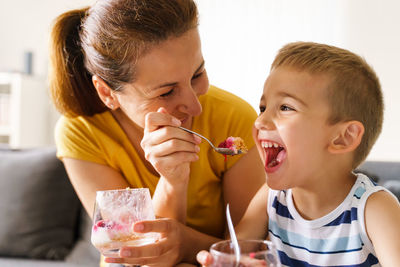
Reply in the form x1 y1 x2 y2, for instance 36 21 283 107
159 89 174 98
280 104 294 111
259 106 266 113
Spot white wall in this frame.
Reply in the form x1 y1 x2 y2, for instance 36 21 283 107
0 0 398 161
196 0 400 162
340 1 400 162
0 0 95 76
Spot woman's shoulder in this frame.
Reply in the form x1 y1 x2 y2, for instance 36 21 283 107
55 111 124 163
55 111 118 148
200 85 257 119
56 111 113 133
202 86 254 109
194 85 258 151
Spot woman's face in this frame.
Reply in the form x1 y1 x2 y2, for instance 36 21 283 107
114 28 209 129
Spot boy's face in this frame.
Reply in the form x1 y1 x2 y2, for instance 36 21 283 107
253 66 338 190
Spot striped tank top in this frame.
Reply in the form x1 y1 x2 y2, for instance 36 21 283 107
267 173 391 267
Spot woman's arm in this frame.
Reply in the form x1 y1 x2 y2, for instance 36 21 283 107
62 157 130 217
222 147 266 225
365 191 400 267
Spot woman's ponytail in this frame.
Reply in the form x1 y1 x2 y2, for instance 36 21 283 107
49 8 106 117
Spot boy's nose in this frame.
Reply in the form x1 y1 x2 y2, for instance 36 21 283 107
255 111 275 130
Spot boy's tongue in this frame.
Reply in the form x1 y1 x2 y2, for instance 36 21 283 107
266 147 286 168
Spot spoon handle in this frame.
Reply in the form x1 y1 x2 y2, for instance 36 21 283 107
226 204 241 265
177 126 216 149
177 126 238 156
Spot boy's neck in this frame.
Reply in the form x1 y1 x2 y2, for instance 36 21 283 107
291 169 357 221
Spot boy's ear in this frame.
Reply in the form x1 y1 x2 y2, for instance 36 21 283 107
328 120 364 154
92 75 119 110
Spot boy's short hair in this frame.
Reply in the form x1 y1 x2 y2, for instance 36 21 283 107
271 42 383 168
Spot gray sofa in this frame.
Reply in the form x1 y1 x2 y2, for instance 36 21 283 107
0 146 100 267
356 160 400 200
0 146 398 267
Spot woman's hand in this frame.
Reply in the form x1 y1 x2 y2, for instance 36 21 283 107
141 107 201 222
141 107 201 182
104 218 221 267
104 218 186 267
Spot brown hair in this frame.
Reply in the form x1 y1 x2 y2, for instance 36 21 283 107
49 0 198 117
271 42 384 168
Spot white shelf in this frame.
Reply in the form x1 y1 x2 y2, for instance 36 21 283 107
0 72 51 148
0 125 11 135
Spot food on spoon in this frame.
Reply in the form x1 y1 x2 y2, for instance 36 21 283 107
218 136 248 154
218 137 248 160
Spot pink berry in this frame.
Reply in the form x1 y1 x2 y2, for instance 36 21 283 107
218 140 227 148
96 220 106 228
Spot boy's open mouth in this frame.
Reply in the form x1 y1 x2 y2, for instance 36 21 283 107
262 141 286 169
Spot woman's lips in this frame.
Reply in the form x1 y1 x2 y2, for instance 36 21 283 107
180 116 192 128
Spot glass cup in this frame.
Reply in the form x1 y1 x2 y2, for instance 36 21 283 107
209 240 281 267
91 188 159 257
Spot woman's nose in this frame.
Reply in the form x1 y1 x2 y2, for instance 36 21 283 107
178 86 203 116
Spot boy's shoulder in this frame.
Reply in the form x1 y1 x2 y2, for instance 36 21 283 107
363 188 400 264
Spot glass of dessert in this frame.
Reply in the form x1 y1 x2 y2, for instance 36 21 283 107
209 239 281 267
91 188 159 257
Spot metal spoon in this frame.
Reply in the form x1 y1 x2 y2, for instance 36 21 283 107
178 126 243 155
226 204 241 266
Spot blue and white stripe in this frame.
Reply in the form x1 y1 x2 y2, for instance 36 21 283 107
267 173 385 267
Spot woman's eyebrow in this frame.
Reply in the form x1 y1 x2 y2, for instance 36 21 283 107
154 81 178 90
152 60 205 90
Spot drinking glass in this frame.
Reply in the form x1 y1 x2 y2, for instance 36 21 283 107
91 188 159 257
210 240 281 267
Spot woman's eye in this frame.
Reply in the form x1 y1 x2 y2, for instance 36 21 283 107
259 106 266 113
280 104 294 111
192 71 204 80
159 89 174 98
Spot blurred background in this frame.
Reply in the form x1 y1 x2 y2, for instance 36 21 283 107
0 0 399 162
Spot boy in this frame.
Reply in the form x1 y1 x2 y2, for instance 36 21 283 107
198 42 400 266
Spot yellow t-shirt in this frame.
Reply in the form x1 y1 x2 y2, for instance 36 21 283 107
55 86 257 238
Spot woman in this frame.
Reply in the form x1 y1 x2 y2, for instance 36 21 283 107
49 0 265 266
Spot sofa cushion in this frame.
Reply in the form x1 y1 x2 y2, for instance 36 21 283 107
356 161 400 200
0 147 80 260
382 180 400 201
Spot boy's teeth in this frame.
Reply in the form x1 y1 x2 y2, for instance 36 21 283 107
261 141 281 148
